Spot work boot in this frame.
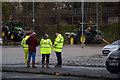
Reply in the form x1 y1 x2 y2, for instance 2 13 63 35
55 64 59 67
42 63 44 68
46 62 50 68
26 62 30 68
55 64 61 68
32 62 37 68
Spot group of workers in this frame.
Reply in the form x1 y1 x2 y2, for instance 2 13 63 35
21 32 64 68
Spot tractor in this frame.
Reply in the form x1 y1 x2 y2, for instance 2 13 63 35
65 22 102 44
2 20 25 41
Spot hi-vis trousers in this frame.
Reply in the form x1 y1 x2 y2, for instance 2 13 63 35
24 49 28 67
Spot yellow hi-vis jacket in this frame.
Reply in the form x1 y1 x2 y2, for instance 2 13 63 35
40 38 52 54
21 36 30 50
53 34 64 52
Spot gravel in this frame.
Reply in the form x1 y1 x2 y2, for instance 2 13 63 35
47 54 107 67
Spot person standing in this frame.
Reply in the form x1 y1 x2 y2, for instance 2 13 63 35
53 32 64 68
21 34 30 67
40 34 52 68
26 32 39 68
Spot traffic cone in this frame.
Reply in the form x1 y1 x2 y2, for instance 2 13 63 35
56 73 60 76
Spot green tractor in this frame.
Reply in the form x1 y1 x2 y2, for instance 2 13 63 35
65 22 102 44
2 20 25 41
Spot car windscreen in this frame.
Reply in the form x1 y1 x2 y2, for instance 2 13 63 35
111 40 120 45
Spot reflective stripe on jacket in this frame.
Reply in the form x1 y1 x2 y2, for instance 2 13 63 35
40 38 52 54
53 34 64 52
21 36 30 50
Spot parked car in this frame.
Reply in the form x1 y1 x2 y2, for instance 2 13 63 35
102 40 120 55
106 48 120 74
0 38 2 45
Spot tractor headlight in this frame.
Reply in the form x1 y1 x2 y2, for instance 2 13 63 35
8 31 10 34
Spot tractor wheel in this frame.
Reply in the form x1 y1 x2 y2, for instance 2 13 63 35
69 36 77 44
10 33 14 40
70 36 74 45
2 28 8 40
80 33 91 44
73 38 77 44
2 30 5 37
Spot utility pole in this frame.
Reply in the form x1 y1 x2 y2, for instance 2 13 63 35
81 0 84 48
32 0 35 31
0 2 2 38
72 2 74 29
96 0 98 31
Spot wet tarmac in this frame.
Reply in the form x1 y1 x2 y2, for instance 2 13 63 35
2 44 104 65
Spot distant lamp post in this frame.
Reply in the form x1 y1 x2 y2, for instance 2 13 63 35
32 19 35 22
33 0 35 31
96 0 98 31
81 0 84 48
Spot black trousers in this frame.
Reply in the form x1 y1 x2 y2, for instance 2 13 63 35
42 54 50 63
55 52 62 66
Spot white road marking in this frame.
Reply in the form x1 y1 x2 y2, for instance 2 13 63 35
35 75 43 77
